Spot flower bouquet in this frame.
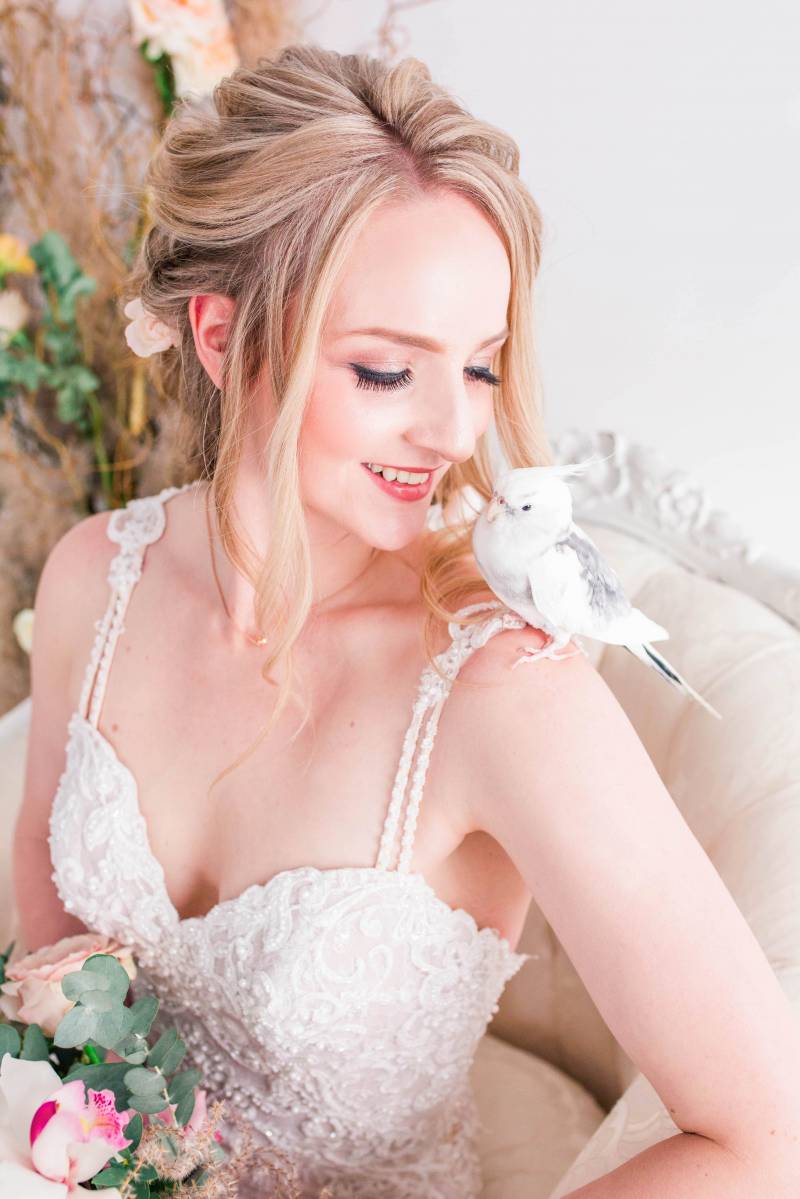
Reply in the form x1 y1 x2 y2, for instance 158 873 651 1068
0 933 228 1197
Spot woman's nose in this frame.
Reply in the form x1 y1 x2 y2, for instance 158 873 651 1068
407 380 481 465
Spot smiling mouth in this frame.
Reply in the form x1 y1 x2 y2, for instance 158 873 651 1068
362 462 434 484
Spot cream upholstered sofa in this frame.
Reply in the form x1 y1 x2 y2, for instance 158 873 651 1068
1 428 799 1198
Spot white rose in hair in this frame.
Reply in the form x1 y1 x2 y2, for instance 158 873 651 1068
123 297 178 357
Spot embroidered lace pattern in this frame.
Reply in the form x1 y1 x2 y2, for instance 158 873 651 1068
48 483 534 1198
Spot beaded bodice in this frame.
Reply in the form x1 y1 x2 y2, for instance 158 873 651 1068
48 483 533 1198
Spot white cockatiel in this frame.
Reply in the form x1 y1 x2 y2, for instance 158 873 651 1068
471 459 722 719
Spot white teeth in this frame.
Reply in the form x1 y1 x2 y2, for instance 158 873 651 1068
365 463 431 485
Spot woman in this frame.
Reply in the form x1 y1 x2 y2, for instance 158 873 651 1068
16 43 800 1199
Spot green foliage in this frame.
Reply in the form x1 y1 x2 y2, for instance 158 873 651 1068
3 953 207 1186
91 1163 130 1187
29 231 97 324
20 1023 50 1061
0 1023 21 1058
123 1112 143 1152
174 1086 196 1127
167 1067 200 1105
148 1026 186 1075
0 230 100 436
67 951 132 1001
137 41 177 116
0 940 15 986
55 953 137 1050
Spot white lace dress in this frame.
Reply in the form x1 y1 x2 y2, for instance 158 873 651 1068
48 483 534 1199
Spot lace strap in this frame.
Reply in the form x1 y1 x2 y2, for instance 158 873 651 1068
78 483 195 728
374 602 527 872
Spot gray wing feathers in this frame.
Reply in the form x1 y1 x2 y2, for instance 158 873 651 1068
555 529 631 623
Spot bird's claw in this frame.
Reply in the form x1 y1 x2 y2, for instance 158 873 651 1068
511 637 588 669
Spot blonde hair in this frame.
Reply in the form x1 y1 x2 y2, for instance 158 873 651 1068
126 43 555 790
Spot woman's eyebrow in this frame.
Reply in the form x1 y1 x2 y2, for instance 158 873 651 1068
333 326 509 353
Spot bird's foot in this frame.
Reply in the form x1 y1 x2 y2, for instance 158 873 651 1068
511 637 587 669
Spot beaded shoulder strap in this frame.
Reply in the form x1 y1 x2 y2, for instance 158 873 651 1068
78 483 196 728
374 601 527 872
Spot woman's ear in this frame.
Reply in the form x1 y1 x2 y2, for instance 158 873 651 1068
188 294 237 389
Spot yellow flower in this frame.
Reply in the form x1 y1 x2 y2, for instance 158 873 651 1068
0 232 36 276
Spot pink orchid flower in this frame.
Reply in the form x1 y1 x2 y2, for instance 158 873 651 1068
0 1052 131 1196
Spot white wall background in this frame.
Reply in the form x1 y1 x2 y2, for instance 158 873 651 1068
301 0 800 568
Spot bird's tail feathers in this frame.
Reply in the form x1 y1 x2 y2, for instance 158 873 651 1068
624 642 722 720
604 609 669 646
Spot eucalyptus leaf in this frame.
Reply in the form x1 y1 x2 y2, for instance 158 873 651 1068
91 1164 130 1187
93 1005 135 1051
62 972 106 1001
174 1088 196 1127
0 1024 21 1058
77 990 116 1013
128 994 158 1037
128 1091 170 1116
53 1004 96 1048
20 1024 50 1061
147 1026 178 1072
82 954 131 1001
113 1035 148 1065
124 1066 164 1095
158 1037 186 1077
167 1068 200 1104
123 1112 143 1153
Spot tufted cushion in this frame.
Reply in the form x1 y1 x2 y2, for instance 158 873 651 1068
471 1032 605 1198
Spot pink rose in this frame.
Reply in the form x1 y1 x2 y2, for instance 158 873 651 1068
0 934 136 1037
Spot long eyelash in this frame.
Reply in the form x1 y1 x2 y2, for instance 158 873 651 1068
351 366 411 391
350 365 502 391
466 366 503 388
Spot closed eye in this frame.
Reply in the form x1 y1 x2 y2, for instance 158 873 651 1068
350 365 502 392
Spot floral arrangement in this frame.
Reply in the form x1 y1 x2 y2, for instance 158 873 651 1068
0 933 332 1197
0 934 226 1196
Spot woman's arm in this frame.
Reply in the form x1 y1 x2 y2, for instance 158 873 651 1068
12 515 111 954
458 630 800 1196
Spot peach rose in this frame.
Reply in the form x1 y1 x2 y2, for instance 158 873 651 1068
0 934 136 1037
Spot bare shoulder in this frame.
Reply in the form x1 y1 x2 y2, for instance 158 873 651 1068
450 619 655 833
32 508 123 717
19 510 117 841
36 510 117 643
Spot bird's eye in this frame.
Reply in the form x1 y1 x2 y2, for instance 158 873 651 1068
521 504 532 511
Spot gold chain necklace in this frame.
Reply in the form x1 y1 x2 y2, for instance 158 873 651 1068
204 486 268 647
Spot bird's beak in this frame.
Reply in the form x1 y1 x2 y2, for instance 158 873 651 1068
486 496 502 523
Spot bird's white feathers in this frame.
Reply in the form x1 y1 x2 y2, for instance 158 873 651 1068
528 539 663 644
471 457 721 719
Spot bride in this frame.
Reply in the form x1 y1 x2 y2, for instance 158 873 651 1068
14 42 800 1199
